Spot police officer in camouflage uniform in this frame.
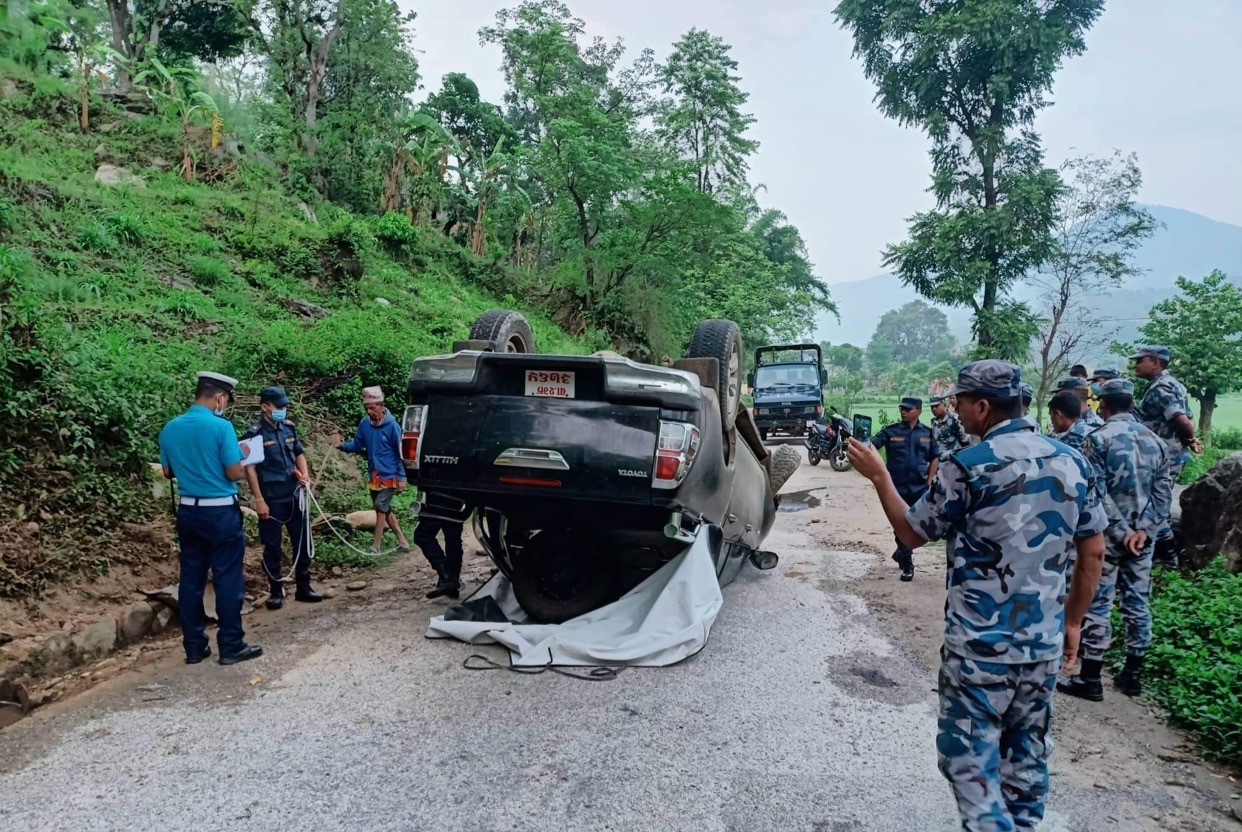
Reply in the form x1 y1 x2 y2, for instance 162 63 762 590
1019 382 1033 417
1130 345 1202 565
848 361 1106 832
1059 379 1171 700
1047 392 1089 456
1055 377 1104 429
1088 367 1120 414
930 395 970 463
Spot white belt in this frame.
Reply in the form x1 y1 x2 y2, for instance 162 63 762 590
180 496 239 507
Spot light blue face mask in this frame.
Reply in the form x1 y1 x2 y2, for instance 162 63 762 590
271 408 288 422
1090 382 1101 397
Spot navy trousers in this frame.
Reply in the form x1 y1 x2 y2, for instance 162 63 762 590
894 485 927 559
176 504 247 657
258 496 308 584
414 516 464 585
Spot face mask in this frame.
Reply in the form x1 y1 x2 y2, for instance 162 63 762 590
1090 382 1101 396
214 397 228 417
271 408 287 422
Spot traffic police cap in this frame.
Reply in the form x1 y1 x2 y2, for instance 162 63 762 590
899 396 923 410
946 360 1022 399
1092 367 1120 380
1098 378 1135 397
1129 345 1171 362
1055 377 1090 392
260 386 291 406
196 371 238 393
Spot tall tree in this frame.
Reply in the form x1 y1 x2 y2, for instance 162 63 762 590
423 72 519 180
1029 151 1157 423
264 0 346 170
656 28 757 195
1134 271 1242 442
867 300 956 367
835 0 1104 357
104 0 254 89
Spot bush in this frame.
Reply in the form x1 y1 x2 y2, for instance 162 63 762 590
1211 426 1242 451
1136 560 1242 766
188 255 232 287
1179 447 1229 484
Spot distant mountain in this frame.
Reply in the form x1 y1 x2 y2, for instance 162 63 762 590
814 205 1242 353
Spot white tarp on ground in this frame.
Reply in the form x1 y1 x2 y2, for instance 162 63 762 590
425 528 723 667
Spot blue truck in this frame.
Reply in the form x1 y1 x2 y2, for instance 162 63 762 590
747 343 827 441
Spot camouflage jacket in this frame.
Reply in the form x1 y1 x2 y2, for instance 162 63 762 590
1054 417 1093 458
1136 370 1193 459
931 413 971 462
1084 413 1171 552
907 417 1107 664
1082 407 1105 429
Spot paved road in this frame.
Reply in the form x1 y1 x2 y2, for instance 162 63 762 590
0 453 1227 831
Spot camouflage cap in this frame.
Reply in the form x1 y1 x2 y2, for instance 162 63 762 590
1098 378 1135 397
1019 382 1033 402
946 360 1022 399
1055 377 1090 391
1092 367 1120 381
1129 345 1171 362
930 395 946 406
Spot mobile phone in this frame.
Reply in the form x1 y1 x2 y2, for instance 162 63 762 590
852 414 873 444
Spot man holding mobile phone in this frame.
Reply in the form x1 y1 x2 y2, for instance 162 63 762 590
870 396 939 581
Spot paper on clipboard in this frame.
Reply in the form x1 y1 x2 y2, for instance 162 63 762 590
240 437 266 467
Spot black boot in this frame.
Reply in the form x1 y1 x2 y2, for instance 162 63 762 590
265 582 284 611
426 573 461 600
295 578 323 603
892 549 914 582
1058 658 1104 702
1114 654 1144 697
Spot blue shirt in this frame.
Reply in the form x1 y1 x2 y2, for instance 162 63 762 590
159 404 244 498
872 420 939 496
339 411 407 483
241 417 304 500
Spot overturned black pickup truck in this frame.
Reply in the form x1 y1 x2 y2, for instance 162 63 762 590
400 310 795 623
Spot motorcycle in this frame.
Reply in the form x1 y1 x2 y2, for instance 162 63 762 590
806 406 852 471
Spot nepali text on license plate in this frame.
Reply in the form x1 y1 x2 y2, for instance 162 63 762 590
524 370 575 399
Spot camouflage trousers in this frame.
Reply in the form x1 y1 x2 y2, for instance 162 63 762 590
938 649 1060 832
1081 544 1154 661
1156 455 1187 541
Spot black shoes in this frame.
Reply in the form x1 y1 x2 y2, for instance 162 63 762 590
295 585 323 603
893 550 915 582
426 582 461 600
185 647 212 665
1058 658 1105 701
266 583 284 610
1057 675 1104 702
1114 655 1144 696
219 645 263 665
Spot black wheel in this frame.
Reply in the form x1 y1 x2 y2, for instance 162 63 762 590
808 447 822 466
510 529 620 624
687 319 742 431
829 447 852 472
469 309 536 353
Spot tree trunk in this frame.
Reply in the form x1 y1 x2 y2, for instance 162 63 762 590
303 1 345 164
1198 391 1216 445
471 201 487 256
79 64 90 131
105 0 134 91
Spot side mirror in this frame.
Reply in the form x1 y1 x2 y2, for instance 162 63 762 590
746 371 755 388
820 368 828 385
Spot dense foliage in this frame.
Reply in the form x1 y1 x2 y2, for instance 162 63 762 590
1121 560 1242 766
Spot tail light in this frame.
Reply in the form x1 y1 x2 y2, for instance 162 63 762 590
401 404 428 468
653 421 699 490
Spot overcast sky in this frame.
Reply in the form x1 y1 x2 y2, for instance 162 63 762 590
402 0 1242 284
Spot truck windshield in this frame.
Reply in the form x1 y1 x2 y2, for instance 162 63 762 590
754 365 819 389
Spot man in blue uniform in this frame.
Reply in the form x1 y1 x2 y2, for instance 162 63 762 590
870 396 938 582
848 361 1106 832
158 372 263 666
1131 345 1202 565
1056 377 1104 429
1047 392 1090 456
242 386 323 610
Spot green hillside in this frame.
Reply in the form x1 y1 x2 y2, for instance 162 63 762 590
0 68 587 596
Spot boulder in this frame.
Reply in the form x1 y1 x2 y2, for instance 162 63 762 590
1178 451 1242 572
374 297 391 307
149 605 175 635
118 602 156 644
74 619 118 658
94 164 146 188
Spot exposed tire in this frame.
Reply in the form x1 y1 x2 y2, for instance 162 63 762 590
469 309 536 354
807 447 822 466
768 445 801 496
687 319 742 431
510 529 620 624
829 447 852 472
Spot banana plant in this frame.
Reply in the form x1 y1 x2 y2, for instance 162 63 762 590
378 111 463 224
462 138 530 256
133 58 219 181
